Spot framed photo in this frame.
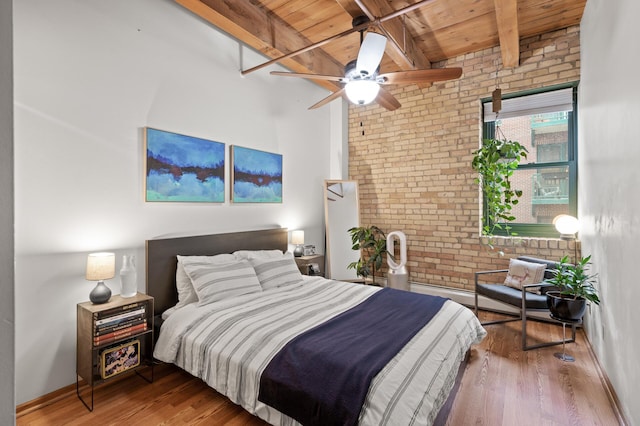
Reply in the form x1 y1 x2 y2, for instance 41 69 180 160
100 339 140 379
144 128 225 202
231 145 283 203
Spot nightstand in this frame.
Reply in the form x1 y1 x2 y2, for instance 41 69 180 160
76 293 154 411
295 254 325 276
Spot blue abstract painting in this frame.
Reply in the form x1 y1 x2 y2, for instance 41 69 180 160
231 145 283 203
145 128 225 202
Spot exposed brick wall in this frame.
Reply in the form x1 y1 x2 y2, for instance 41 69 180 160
348 26 581 290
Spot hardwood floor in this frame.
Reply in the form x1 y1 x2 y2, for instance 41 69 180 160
447 311 624 426
17 311 625 426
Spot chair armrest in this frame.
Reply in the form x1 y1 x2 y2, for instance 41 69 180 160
475 269 509 287
475 269 509 275
475 269 509 280
521 281 558 306
522 282 550 290
523 280 557 289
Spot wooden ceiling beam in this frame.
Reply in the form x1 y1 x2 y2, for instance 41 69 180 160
175 0 343 91
493 0 520 68
339 0 432 71
334 0 362 18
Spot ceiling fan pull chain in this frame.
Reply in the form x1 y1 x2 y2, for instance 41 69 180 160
402 15 407 53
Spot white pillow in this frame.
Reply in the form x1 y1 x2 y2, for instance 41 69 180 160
175 254 237 308
233 249 284 260
504 258 547 290
249 252 304 290
182 259 262 306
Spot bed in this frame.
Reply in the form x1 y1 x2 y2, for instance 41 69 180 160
147 228 486 425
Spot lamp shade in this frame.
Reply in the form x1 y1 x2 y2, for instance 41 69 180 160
86 252 116 281
553 214 579 237
291 230 305 245
345 80 380 105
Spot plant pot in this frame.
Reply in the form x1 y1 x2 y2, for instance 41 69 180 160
546 291 586 321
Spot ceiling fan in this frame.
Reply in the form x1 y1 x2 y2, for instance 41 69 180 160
271 27 462 111
239 0 463 112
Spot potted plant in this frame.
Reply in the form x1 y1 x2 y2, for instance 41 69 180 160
347 225 389 285
471 137 528 237
546 255 600 321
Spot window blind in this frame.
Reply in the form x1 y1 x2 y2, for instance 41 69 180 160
483 87 573 122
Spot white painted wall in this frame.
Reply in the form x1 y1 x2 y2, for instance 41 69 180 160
0 0 15 422
13 0 339 404
580 0 640 424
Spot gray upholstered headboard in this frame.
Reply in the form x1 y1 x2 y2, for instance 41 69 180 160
145 228 289 316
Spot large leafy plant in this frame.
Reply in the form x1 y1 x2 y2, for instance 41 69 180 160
472 137 528 236
547 255 600 304
347 225 389 285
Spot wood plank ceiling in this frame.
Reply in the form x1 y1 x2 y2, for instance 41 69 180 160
175 0 586 93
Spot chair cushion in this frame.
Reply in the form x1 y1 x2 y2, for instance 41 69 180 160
476 283 549 310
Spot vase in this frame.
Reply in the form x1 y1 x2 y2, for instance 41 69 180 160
119 255 138 297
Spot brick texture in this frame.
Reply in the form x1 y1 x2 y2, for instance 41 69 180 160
348 26 581 291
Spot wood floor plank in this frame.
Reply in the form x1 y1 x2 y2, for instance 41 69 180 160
17 310 624 425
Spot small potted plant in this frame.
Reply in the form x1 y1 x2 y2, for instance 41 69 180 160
471 137 528 238
347 225 389 285
546 255 600 321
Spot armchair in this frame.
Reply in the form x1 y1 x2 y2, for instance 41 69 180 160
474 256 576 351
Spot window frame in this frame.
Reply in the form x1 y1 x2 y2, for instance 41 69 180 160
481 83 579 238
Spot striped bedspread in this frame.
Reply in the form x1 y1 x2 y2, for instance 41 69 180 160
154 277 486 426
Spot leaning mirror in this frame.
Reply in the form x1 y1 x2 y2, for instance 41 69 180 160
324 180 360 280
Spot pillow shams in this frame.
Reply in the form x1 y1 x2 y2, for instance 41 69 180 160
250 253 304 290
182 260 262 306
175 254 237 308
504 258 547 290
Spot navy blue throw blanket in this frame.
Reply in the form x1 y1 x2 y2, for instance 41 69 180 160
258 288 448 426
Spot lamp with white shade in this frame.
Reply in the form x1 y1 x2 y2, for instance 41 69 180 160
291 230 305 257
86 252 115 304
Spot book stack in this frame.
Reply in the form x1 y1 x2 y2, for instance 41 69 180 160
93 301 148 346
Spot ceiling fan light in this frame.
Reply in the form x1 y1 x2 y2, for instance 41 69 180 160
345 80 379 105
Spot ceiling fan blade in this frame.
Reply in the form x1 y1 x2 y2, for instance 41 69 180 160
375 87 401 111
378 68 463 85
356 32 387 76
309 89 346 110
271 71 344 82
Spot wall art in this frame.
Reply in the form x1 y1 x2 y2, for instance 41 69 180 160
100 339 140 379
231 145 283 203
145 128 225 202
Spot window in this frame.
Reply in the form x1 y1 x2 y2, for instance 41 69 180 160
482 84 578 237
